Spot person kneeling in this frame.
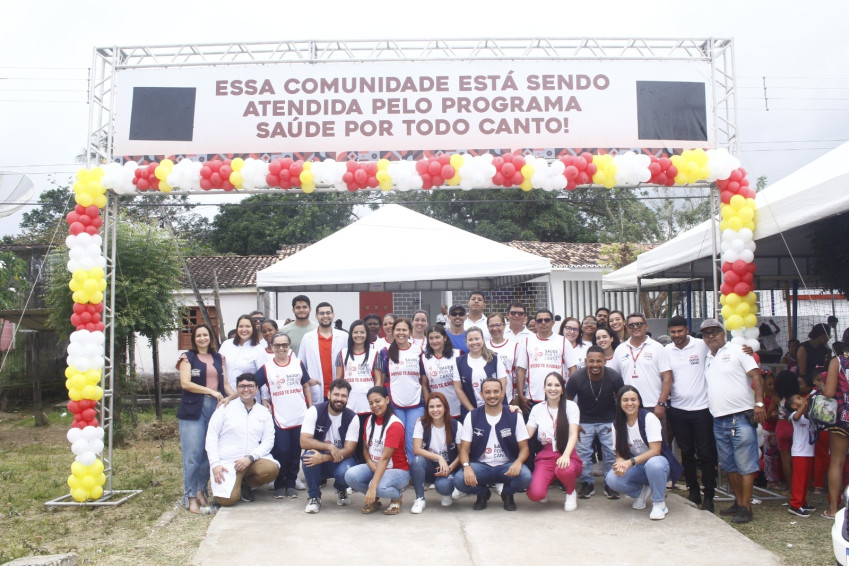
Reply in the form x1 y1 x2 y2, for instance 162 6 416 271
605 386 682 520
300 379 360 514
206 373 279 506
454 378 532 511
410 392 461 513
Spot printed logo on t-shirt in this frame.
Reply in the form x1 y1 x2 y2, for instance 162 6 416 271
689 354 700 365
473 427 485 437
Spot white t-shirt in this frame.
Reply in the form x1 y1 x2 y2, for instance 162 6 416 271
464 315 491 340
504 326 531 342
573 342 591 369
218 339 266 392
301 405 361 449
335 348 378 415
610 337 671 407
412 420 461 460
420 353 462 417
666 337 710 411
613 412 662 457
791 413 815 458
461 411 529 467
260 357 309 430
526 400 580 447
704 342 759 417
489 339 518 401
381 343 424 408
516 334 579 402
454 355 507 407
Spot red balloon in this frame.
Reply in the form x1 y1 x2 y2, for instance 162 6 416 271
721 262 732 273
564 165 579 180
658 157 671 169
501 163 516 178
82 408 97 421
85 205 99 218
367 175 379 188
66 211 80 225
221 180 234 191
723 271 740 286
511 172 523 185
208 160 221 172
200 165 212 179
441 165 455 179
210 173 222 186
492 157 504 169
342 172 354 184
354 169 367 184
346 160 359 172
648 162 661 176
147 162 158 175
67 400 80 414
415 160 429 174
427 160 442 177
586 163 598 176
727 181 740 193
81 400 97 410
80 312 92 324
741 272 754 284
219 165 232 179
94 322 105 332
134 168 144 179
70 313 82 326
136 178 150 191
90 217 102 228
268 161 282 175
729 169 742 182
437 154 450 165
346 182 358 192
732 259 749 276
69 222 84 235
365 162 378 176
733 282 751 296
289 161 304 177
86 418 99 428
79 214 91 226
503 153 515 163
655 173 668 186
279 169 291 181
431 176 444 187
199 178 213 190
492 172 505 186
720 283 732 296
85 226 98 235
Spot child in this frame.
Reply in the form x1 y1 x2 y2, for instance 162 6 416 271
787 393 816 517
761 373 780 485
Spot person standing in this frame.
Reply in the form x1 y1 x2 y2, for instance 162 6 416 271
454 327 507 418
515 309 578 415
446 305 468 354
176 324 233 513
280 295 317 355
435 304 449 326
700 318 765 524
609 313 672 425
299 302 347 404
410 310 430 350
665 315 716 512
255 332 313 499
363 314 382 345
206 373 279 507
218 314 266 393
420 324 462 420
608 310 629 344
463 291 490 340
565 346 624 500
503 302 531 342
797 323 831 379
300 379 360 513
595 307 610 329
372 313 396 354
454 378 532 511
488 313 518 404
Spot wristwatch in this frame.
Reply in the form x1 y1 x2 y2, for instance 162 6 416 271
247 454 256 463
462 462 470 468
657 401 668 408
754 402 764 408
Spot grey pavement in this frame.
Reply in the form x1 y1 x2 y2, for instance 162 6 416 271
192 484 783 566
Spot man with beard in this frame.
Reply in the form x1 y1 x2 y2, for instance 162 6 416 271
565 346 624 499
280 295 317 354
595 307 610 329
300 379 360 513
299 302 347 403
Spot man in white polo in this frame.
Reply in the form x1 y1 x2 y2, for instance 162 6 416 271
701 318 765 524
463 290 490 340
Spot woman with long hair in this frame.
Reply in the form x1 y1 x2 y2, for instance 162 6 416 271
176 324 232 513
420 324 462 420
796 323 831 379
410 309 430 350
573 315 598 369
373 313 396 353
608 310 629 344
454 327 507 418
218 314 266 392
336 320 378 461
604 385 682 520
488 313 518 404
593 326 621 367
344 386 409 515
410 392 461 513
559 317 580 344
823 354 849 519
525 372 582 511
375 318 425 465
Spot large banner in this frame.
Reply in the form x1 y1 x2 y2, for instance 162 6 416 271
113 60 714 156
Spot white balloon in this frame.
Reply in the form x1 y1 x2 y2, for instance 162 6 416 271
722 250 739 264
82 425 100 441
71 438 89 456
744 327 761 340
739 249 755 263
67 428 84 444
76 451 96 466
89 439 105 454
731 336 746 345
731 239 745 252
746 338 762 351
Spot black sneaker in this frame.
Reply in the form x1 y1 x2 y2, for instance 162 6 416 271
787 505 811 518
501 492 517 511
688 488 702 506
719 502 740 516
732 507 754 523
473 490 491 511
801 504 817 512
603 483 620 500
578 482 595 499
701 497 715 513
240 485 255 502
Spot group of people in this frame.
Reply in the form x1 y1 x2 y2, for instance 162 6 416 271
175 292 849 526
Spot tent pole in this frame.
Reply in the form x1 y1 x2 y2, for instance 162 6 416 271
792 279 799 341
547 272 554 312
709 183 720 319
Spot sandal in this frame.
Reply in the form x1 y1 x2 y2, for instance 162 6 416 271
384 498 402 515
822 510 837 520
361 500 382 514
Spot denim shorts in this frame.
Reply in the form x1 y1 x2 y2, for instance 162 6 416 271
713 412 759 475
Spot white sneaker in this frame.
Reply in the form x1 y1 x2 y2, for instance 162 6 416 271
539 496 549 504
441 495 453 507
336 490 352 506
632 485 651 510
650 500 668 520
426 483 436 491
451 488 468 500
295 477 307 490
305 497 321 514
411 497 426 514
494 483 504 495
564 490 577 512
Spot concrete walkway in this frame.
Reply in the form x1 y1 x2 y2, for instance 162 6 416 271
192 485 783 566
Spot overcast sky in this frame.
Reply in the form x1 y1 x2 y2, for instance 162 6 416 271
1 0 847 237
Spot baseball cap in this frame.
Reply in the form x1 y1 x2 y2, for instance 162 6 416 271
449 305 467 316
699 318 724 331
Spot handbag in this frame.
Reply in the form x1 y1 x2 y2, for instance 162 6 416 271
807 392 837 428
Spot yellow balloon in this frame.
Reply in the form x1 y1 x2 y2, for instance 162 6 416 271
75 193 94 207
69 280 80 292
719 294 727 306
738 207 754 221
719 220 729 232
299 171 314 185
89 291 104 304
520 164 535 179
446 174 460 186
449 154 463 168
159 159 174 169
81 475 96 491
728 217 743 231
76 169 91 183
230 157 244 171
376 170 389 182
744 292 757 304
721 305 733 319
82 384 103 401
89 459 104 476
726 293 741 307
71 488 88 502
726 315 743 330
94 195 107 209
72 290 88 304
520 180 533 191
83 279 99 295
743 314 758 328
154 166 168 181
228 171 243 188
159 181 173 193
302 161 312 171
69 388 83 401
735 302 750 317
65 366 77 379
96 473 107 486
377 158 390 171
85 370 101 385
89 485 104 500
593 171 607 185
68 475 81 489
301 183 315 194
729 194 745 210
743 220 755 231
69 374 86 390
71 461 87 478
379 181 392 192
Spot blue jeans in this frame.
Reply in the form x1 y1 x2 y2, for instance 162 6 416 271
453 462 532 496
344 464 410 500
178 395 218 506
604 455 669 503
576 422 616 485
411 455 456 499
271 426 302 490
301 451 354 499
713 412 760 475
392 404 425 465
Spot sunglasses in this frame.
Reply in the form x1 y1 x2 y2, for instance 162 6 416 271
450 311 465 316
701 328 724 337
536 317 553 323
627 322 645 329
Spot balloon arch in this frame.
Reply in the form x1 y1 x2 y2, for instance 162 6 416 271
53 146 759 504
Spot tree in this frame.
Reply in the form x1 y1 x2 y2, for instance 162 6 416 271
0 251 28 309
45 217 184 427
210 192 376 255
18 181 76 244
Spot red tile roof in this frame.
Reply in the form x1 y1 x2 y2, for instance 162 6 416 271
182 244 307 288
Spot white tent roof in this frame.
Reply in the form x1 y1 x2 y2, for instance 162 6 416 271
256 204 552 291
603 141 849 290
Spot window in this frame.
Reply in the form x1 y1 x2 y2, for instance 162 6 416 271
178 307 219 350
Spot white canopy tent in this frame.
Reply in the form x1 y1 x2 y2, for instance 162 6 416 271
603 141 849 291
256 204 552 292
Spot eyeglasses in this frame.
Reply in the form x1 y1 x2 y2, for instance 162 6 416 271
701 329 725 337
508 311 525 316
487 323 504 329
583 321 598 327
536 317 553 323
238 383 256 390
272 343 290 349
627 322 645 329
564 326 579 332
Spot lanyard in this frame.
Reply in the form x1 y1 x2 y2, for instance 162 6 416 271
629 342 646 377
